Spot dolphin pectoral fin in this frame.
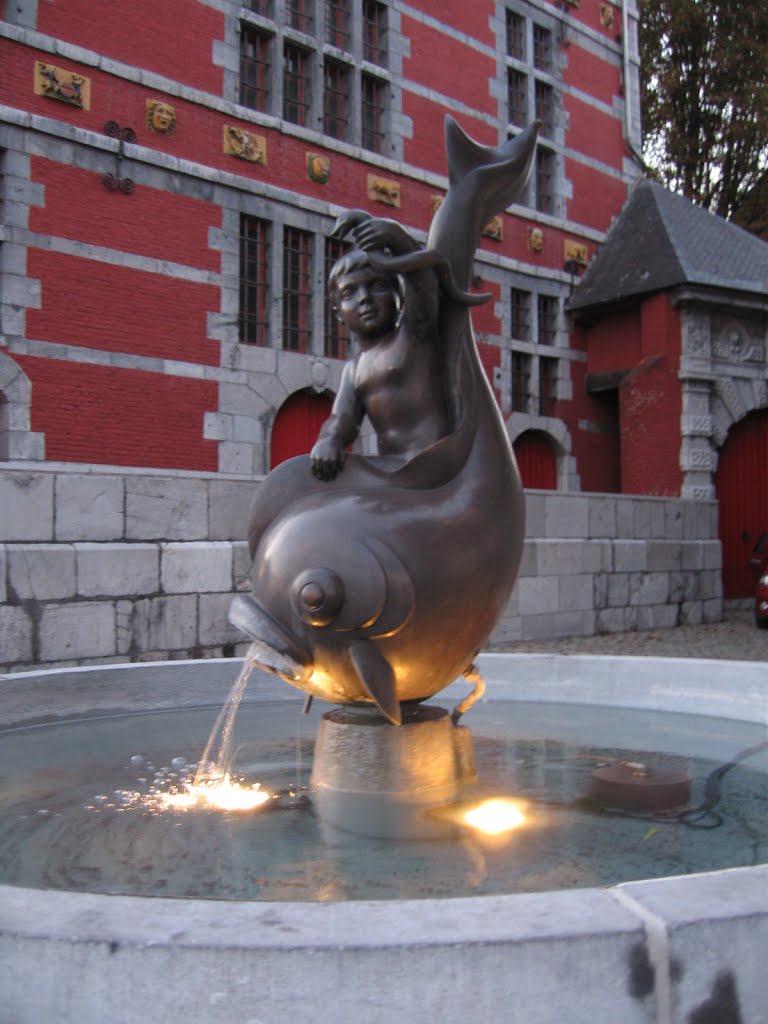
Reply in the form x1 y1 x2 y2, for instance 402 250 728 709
349 640 401 726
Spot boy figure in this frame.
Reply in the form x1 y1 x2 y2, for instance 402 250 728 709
311 217 450 481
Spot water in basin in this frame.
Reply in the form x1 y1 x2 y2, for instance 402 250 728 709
1 698 766 901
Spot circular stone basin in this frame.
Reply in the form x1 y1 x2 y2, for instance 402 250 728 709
1 654 767 1024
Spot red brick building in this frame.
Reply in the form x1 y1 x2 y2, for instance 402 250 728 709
3 0 767 604
0 0 644 486
569 178 768 598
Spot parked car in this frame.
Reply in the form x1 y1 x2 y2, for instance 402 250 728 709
748 533 768 627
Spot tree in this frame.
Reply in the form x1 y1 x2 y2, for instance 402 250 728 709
640 0 768 225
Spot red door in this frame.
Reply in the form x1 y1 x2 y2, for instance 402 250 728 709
513 430 557 489
715 409 768 597
270 389 333 469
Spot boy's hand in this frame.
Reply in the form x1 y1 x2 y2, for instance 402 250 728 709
353 218 418 257
310 437 345 481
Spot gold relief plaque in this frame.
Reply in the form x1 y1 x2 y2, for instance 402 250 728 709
482 216 503 241
564 238 588 266
224 125 267 164
528 227 544 253
599 2 615 28
34 61 91 109
307 152 331 183
146 100 176 135
367 174 400 208
431 194 444 215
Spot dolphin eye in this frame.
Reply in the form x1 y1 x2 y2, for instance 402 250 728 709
292 568 345 627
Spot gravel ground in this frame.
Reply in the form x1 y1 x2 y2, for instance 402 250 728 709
492 605 768 661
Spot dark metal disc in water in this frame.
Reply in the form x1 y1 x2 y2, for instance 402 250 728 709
589 762 691 812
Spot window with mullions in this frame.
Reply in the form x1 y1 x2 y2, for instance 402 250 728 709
239 4 391 152
535 79 555 138
363 0 388 67
538 294 558 344
239 216 271 346
508 69 528 128
538 356 558 417
244 0 273 15
324 236 351 359
326 0 351 49
240 26 272 112
533 23 553 72
361 73 385 153
287 0 314 34
503 7 560 214
283 227 313 353
324 59 350 140
506 9 525 60
535 146 555 215
511 288 532 341
511 351 531 412
283 43 312 126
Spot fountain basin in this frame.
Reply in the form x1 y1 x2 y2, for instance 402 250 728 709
1 653 766 1024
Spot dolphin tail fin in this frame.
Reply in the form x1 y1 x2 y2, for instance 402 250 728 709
349 640 401 726
444 115 539 213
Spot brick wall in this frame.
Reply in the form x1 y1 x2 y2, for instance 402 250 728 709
0 5 640 492
0 464 722 673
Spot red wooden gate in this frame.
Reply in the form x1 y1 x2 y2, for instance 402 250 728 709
513 430 557 490
715 409 768 597
270 389 333 469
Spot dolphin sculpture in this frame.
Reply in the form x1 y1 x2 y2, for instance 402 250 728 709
230 116 538 724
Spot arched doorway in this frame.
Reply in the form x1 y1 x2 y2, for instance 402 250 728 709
715 409 768 597
513 430 557 489
270 388 333 469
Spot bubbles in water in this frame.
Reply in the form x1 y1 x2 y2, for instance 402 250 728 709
83 753 277 817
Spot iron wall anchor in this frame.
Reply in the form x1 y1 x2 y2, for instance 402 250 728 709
103 121 136 193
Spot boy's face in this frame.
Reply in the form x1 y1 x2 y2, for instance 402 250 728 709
335 266 399 340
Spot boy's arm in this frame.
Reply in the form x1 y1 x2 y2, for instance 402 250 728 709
310 360 364 481
353 219 440 340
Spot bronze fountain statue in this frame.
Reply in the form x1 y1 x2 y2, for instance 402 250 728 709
230 116 538 727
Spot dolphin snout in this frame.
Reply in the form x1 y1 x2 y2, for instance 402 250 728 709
229 593 311 683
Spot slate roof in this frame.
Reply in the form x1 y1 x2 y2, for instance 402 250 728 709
568 177 768 314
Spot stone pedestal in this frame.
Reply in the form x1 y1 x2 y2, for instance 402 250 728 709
310 704 475 839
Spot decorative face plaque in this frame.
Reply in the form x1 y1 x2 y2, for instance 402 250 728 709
528 227 544 253
34 61 91 109
146 100 176 135
224 126 267 164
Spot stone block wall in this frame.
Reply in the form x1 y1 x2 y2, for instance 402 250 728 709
0 464 723 672
0 463 254 670
490 491 722 644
